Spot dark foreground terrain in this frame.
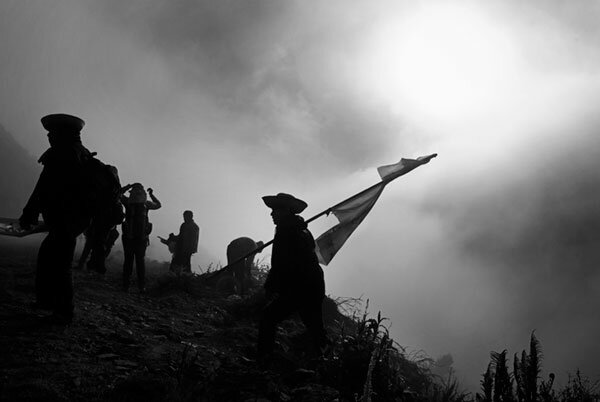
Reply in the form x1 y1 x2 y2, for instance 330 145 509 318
0 241 449 402
2 242 599 402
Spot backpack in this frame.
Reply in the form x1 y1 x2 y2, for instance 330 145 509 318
124 202 152 239
82 156 125 226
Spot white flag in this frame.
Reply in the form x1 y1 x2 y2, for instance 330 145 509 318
314 154 437 265
377 153 437 182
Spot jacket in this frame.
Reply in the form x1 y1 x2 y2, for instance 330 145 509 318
265 215 325 300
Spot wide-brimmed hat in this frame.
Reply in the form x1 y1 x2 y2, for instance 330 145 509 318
41 114 85 133
262 193 308 214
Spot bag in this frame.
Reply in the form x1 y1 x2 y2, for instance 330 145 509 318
125 202 151 239
82 157 124 226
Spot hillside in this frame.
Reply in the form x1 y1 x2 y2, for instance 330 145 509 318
0 124 38 217
0 241 453 402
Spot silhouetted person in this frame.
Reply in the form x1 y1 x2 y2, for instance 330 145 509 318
77 225 119 271
120 183 161 292
227 237 264 296
84 165 123 274
257 193 327 361
76 227 93 270
159 232 178 254
169 210 199 274
19 114 93 324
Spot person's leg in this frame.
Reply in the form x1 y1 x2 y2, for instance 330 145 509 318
298 298 328 356
169 255 177 273
104 227 119 257
122 238 134 290
76 236 92 270
52 232 77 322
257 297 296 358
171 252 183 274
183 252 192 273
35 233 56 309
88 223 110 274
134 238 147 291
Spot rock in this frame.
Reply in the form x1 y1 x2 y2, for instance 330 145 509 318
193 331 205 338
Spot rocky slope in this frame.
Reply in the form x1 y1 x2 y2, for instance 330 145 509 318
2 239 445 402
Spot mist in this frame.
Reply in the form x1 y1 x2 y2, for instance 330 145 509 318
1 0 599 391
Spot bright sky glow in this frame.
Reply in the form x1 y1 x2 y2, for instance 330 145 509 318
363 4 518 122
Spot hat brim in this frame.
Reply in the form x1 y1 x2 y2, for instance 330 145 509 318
41 114 85 132
262 194 308 214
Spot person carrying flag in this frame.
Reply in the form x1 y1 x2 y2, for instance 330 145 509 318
257 193 328 362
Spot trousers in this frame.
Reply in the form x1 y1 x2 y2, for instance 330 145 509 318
122 237 147 289
257 295 327 358
36 230 77 317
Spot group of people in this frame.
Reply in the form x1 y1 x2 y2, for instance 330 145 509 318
19 113 329 361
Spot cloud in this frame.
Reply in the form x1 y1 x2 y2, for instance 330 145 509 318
84 0 407 172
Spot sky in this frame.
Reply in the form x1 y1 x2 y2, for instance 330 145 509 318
1 0 600 392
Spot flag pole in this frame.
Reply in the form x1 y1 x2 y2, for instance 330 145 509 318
213 154 437 273
305 180 388 224
214 180 388 273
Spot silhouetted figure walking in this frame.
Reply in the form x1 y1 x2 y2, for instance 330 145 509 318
77 225 120 271
120 183 161 292
19 114 93 324
84 164 123 274
257 193 327 361
76 227 93 270
169 210 199 274
227 237 263 296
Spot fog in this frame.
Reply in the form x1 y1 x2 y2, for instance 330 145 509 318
1 0 599 391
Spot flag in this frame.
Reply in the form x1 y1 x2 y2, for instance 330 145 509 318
377 153 437 182
315 183 385 265
314 153 437 265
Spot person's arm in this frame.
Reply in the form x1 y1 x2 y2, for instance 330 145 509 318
19 168 48 228
192 224 200 253
146 188 161 210
120 183 134 194
119 184 133 203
